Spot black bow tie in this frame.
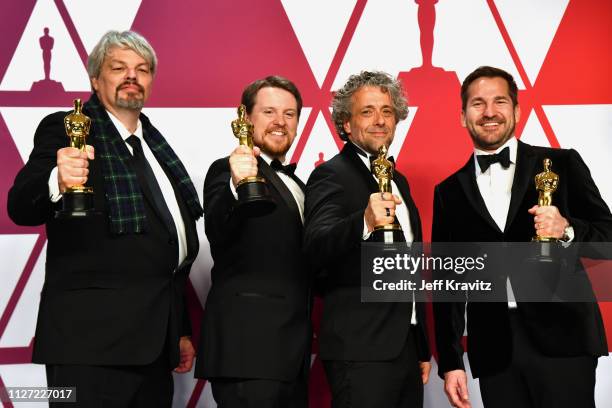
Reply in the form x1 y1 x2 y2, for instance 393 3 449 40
270 159 297 175
477 146 511 172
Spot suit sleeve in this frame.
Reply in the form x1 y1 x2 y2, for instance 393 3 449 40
202 158 244 247
303 164 365 269
432 184 467 377
565 149 612 242
7 112 66 226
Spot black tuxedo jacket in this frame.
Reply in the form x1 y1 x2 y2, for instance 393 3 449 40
7 105 199 367
304 142 430 362
195 157 312 381
433 140 611 378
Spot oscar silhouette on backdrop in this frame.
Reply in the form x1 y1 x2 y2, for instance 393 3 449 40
31 27 64 93
397 0 472 240
314 152 325 168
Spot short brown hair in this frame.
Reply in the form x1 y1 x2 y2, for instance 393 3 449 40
241 76 303 118
461 66 518 110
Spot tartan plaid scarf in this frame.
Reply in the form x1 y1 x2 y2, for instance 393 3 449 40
84 94 202 235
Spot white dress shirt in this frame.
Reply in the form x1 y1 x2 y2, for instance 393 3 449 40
229 152 305 223
49 111 188 268
353 143 417 324
473 136 518 308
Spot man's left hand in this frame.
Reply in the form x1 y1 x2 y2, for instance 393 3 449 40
419 361 431 384
528 205 569 239
174 336 195 373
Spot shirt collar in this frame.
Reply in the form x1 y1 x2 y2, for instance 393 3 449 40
106 110 142 141
259 151 290 166
473 136 517 174
349 142 372 170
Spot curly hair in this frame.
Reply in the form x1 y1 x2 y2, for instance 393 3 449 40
331 71 408 141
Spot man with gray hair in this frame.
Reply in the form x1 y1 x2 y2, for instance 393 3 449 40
7 30 202 406
304 71 431 407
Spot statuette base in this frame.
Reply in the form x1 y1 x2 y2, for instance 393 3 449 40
55 189 96 218
236 178 276 216
370 223 404 243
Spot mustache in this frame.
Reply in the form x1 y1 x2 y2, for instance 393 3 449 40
266 126 287 133
116 79 144 93
366 126 390 133
477 116 505 125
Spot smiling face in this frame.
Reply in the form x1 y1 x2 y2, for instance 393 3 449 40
461 76 520 152
248 86 299 160
91 46 153 114
343 86 397 155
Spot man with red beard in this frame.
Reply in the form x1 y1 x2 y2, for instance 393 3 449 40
304 71 431 407
8 31 202 406
433 66 612 408
196 76 311 407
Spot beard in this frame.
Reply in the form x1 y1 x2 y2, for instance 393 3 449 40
116 97 144 110
258 126 293 158
115 80 145 110
467 116 515 150
260 137 291 158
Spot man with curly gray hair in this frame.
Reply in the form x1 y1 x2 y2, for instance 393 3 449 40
304 71 431 407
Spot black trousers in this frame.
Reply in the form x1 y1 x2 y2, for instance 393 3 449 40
45 352 173 408
210 375 308 408
478 311 597 408
323 328 423 408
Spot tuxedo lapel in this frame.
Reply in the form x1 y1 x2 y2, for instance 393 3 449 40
394 172 422 241
343 143 422 240
342 143 379 193
505 140 537 231
258 157 302 225
289 172 306 191
456 157 502 233
173 184 199 269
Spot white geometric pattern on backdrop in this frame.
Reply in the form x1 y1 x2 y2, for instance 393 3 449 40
293 111 340 184
0 108 71 162
332 0 421 89
63 0 143 54
544 104 612 209
0 0 88 91
433 0 523 87
0 242 46 348
518 110 552 149
0 235 39 339
495 0 570 85
281 0 357 88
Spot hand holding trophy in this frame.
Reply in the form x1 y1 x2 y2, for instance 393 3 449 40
529 157 561 264
533 158 559 242
370 145 404 243
230 104 275 215
55 99 95 218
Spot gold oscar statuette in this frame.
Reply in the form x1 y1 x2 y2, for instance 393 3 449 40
55 99 95 218
533 158 559 242
371 145 404 243
230 104 275 215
